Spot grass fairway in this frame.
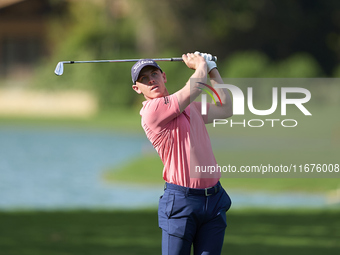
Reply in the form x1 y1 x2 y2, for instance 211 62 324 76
0 108 143 133
103 155 340 193
0 209 339 255
103 105 340 193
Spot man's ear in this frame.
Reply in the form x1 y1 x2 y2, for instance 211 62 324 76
162 72 167 83
132 84 142 94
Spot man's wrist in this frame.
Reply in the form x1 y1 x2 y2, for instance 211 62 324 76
196 61 207 71
208 66 218 74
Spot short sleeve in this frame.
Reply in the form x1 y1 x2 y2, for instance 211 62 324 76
191 101 210 123
141 95 181 133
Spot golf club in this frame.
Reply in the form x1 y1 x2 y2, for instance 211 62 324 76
54 56 217 76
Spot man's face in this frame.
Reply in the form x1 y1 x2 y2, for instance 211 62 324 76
132 66 168 100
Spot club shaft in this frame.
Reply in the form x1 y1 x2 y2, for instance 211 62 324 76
61 58 183 65
55 56 217 75
61 56 217 64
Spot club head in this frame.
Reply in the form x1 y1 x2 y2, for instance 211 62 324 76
54 62 64 76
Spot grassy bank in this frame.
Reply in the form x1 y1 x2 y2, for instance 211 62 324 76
103 155 340 193
2 105 339 193
0 209 339 255
104 105 340 192
0 108 143 133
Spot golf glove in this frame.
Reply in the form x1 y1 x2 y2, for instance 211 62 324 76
194 51 217 73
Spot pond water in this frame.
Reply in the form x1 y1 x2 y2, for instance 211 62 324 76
0 127 332 210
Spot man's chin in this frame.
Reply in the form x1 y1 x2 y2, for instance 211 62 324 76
153 91 167 98
145 90 169 100
145 94 163 100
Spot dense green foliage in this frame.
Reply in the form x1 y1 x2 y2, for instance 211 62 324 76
33 0 340 109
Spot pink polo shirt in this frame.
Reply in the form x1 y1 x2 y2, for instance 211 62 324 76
140 94 220 189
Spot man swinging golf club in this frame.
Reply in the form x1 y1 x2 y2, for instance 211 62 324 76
131 52 233 255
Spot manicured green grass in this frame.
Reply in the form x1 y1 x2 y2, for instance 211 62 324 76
102 105 340 192
103 155 340 193
103 155 164 185
0 108 143 133
0 209 339 255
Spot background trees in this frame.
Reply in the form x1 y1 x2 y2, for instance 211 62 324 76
32 0 340 109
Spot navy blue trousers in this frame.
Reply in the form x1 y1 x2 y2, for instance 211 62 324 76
158 182 232 255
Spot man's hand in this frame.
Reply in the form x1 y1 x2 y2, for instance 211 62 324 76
175 53 207 112
194 51 217 73
182 53 206 70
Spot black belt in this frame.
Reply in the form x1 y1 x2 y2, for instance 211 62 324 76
164 182 222 196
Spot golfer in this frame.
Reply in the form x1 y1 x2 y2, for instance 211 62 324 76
131 52 232 255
